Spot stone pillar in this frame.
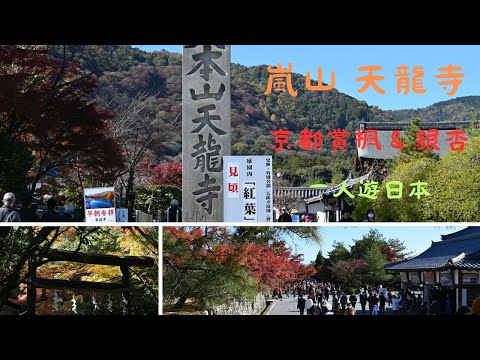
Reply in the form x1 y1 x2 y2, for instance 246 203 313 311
182 45 231 222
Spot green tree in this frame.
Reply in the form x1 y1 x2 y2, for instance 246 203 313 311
374 157 437 221
163 246 258 310
422 135 480 221
350 229 386 259
163 227 262 310
314 250 326 267
387 237 413 260
1 227 158 314
363 247 392 284
467 107 480 137
351 197 375 222
134 184 181 220
390 118 439 167
350 229 410 261
327 241 350 262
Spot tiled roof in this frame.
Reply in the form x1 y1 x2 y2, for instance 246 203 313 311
357 130 461 160
441 227 480 241
305 172 372 204
385 227 480 271
451 252 480 270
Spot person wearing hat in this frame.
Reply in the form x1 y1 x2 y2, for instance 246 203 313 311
167 199 182 222
0 192 21 222
278 207 292 222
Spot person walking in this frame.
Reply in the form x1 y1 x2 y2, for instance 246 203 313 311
305 295 314 315
359 291 367 314
41 197 61 222
387 289 393 308
297 295 306 315
392 293 402 315
278 207 292 222
379 292 386 315
340 293 348 312
312 301 321 315
369 293 379 315
0 192 21 222
18 197 38 222
349 293 357 309
332 291 339 310
167 199 182 222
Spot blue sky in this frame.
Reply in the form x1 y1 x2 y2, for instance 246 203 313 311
134 45 480 111
283 225 467 264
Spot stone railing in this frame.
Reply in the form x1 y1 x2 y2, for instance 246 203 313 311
275 187 328 200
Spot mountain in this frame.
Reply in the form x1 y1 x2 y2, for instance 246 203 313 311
72 45 480 186
387 96 480 123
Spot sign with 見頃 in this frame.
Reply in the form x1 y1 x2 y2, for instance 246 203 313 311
223 156 273 222
182 45 231 222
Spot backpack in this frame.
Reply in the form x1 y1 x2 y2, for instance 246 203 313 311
0 206 14 222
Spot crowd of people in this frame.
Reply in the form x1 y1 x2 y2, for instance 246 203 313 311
275 280 480 316
278 208 318 222
290 281 398 316
0 192 84 222
277 208 377 223
0 191 183 223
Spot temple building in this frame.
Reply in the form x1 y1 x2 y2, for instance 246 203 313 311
385 227 480 312
274 172 371 222
354 120 471 177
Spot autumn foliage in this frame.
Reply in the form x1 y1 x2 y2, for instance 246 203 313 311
381 246 398 262
0 45 124 194
164 227 315 295
138 157 182 187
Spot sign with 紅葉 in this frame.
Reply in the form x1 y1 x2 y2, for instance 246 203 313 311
223 156 273 222
84 187 116 223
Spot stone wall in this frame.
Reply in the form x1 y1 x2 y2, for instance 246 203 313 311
211 293 267 315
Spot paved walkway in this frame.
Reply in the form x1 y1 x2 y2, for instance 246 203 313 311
267 296 301 315
267 292 404 316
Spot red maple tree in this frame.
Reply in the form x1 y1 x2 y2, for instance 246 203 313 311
381 246 398 262
164 227 315 291
0 45 124 195
212 240 316 290
138 157 182 188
